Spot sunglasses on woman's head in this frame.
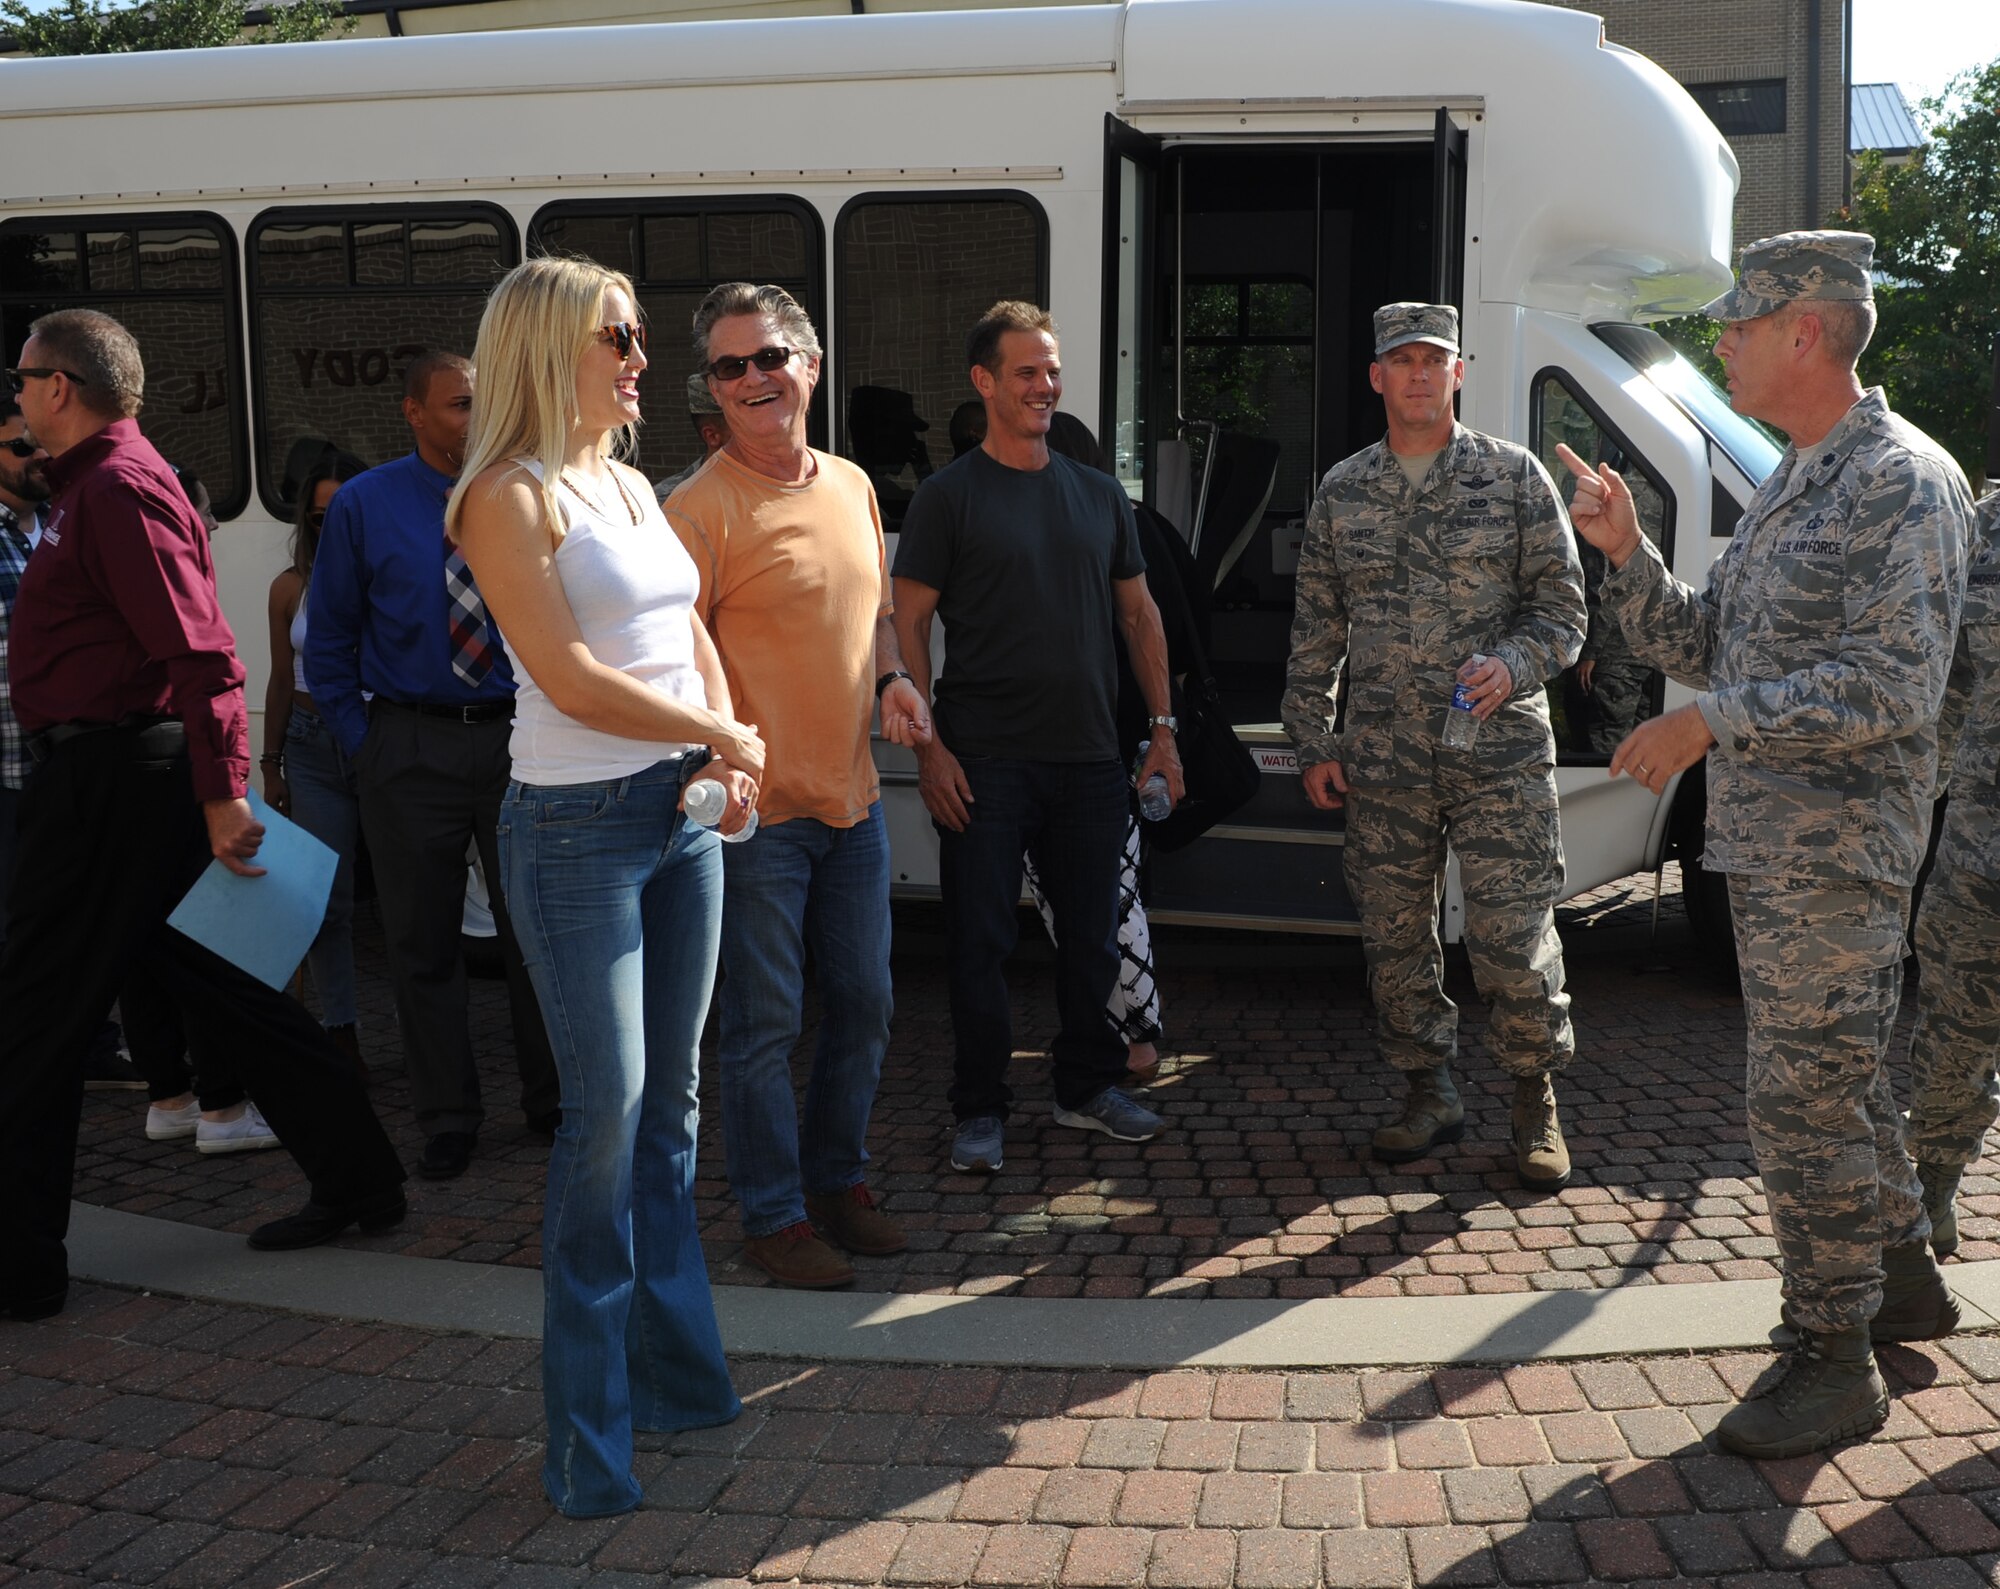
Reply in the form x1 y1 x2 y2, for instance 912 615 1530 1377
597 321 647 359
706 346 796 382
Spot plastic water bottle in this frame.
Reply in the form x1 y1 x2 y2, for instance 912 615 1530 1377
1443 654 1486 751
1134 740 1172 822
684 775 758 843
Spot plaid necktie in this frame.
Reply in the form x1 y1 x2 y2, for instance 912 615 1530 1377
444 532 496 687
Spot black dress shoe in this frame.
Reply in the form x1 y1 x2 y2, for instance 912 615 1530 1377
417 1130 477 1180
248 1194 406 1251
0 1290 66 1322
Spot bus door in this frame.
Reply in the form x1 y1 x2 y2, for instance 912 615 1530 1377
1101 112 1468 931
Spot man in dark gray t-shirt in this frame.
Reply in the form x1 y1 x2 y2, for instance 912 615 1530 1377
896 445 1140 760
893 301 1183 1177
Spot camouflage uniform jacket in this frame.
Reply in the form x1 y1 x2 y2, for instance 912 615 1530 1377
1935 492 2000 879
1283 423 1585 784
1603 388 1973 887
1579 541 1638 669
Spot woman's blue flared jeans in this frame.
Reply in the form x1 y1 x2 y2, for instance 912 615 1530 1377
499 755 740 1517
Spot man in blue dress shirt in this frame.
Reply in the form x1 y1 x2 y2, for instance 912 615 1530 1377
304 352 556 1180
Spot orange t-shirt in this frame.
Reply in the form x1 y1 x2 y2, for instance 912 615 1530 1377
665 448 889 828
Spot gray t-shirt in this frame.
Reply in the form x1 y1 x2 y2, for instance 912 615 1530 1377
1393 447 1442 494
894 447 1145 761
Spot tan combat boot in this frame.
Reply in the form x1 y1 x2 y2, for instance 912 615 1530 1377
1715 1324 1888 1459
1371 1064 1465 1163
1918 1161 1963 1260
1870 1239 1963 1341
1511 1073 1571 1192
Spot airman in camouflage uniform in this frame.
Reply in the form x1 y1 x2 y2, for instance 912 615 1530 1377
1577 541 1655 753
1285 302 1586 1192
1561 232 1975 1460
1906 491 2000 1257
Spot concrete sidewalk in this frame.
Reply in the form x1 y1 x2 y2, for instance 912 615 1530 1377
64 1204 2000 1370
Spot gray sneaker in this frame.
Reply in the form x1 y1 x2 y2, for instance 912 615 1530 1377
1054 1087 1163 1142
951 1115 1005 1174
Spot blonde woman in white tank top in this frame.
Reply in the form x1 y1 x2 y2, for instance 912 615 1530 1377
449 259 764 1519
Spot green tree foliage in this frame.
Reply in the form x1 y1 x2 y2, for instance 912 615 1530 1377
2 0 349 54
1844 62 2000 486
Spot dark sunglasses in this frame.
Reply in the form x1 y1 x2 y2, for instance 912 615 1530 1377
597 322 647 359
303 507 327 529
5 367 87 394
706 345 796 382
1 437 40 459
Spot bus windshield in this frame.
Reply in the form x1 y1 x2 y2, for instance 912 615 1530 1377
1593 322 1784 486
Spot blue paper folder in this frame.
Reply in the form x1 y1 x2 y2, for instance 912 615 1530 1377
166 790 337 991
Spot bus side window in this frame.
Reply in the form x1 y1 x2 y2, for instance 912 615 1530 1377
249 206 515 518
1 216 248 518
834 193 1048 530
528 199 825 487
1530 371 1673 763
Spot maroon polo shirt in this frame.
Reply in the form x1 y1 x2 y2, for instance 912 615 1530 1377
12 418 248 802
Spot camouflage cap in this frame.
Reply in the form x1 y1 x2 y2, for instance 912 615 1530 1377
686 370 722 416
1702 230 1876 322
1373 302 1459 357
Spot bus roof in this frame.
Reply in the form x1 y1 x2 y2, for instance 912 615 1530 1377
1 0 1735 318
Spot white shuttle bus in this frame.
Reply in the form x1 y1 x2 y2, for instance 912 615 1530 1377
0 0 1779 941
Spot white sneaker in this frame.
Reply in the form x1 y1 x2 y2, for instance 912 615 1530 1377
195 1103 281 1155
145 1100 202 1141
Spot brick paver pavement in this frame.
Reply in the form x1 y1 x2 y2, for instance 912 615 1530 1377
6 1283 2000 1586
67 869 2000 1299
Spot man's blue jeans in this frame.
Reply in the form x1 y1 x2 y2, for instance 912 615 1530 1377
937 757 1129 1122
499 756 741 1518
718 802 893 1239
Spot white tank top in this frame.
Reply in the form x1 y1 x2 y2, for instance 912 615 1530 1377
289 594 309 694
502 459 708 786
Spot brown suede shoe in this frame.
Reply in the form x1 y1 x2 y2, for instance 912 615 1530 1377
805 1183 908 1256
743 1222 855 1289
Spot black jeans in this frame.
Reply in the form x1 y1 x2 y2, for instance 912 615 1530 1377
937 756 1129 1122
354 704 557 1135
119 961 246 1110
0 727 405 1310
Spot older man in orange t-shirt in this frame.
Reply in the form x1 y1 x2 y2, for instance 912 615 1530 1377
666 283 932 1291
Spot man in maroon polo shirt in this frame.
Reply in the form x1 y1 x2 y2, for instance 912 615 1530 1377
0 310 406 1321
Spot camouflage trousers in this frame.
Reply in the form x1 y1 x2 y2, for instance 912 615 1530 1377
1907 855 2000 1167
1729 873 1928 1334
1343 763 1573 1078
1581 657 1653 756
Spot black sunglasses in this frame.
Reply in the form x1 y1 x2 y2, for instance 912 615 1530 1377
5 367 87 394
597 322 647 360
1 437 39 459
706 345 796 383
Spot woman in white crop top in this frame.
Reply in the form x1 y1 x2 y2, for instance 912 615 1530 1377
449 258 763 1519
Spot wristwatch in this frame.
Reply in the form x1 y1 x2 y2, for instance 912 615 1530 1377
875 668 915 700
1146 714 1179 734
